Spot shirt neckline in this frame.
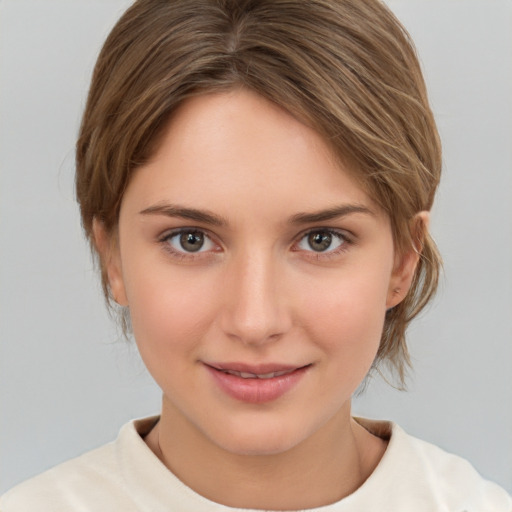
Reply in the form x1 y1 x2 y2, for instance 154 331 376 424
116 415 405 511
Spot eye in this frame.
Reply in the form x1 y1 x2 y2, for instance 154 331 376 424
164 229 217 254
296 230 347 253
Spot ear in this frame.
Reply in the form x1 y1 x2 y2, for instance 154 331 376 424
386 211 429 309
92 218 128 306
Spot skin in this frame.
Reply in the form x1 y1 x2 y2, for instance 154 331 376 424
94 89 423 510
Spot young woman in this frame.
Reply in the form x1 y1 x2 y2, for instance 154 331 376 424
2 0 511 510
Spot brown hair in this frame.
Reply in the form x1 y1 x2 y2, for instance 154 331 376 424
76 0 442 385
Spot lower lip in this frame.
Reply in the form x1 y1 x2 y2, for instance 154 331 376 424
205 365 309 404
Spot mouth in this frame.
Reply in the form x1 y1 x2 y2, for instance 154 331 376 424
204 362 311 403
217 368 298 380
205 361 309 377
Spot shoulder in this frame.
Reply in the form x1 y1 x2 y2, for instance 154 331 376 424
356 418 512 511
0 443 117 511
0 417 159 512
398 425 506 494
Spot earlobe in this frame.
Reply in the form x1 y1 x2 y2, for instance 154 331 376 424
92 218 128 306
386 211 429 309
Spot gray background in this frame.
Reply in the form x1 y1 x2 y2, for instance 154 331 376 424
1 0 511 494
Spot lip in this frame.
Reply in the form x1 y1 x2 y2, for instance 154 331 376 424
204 362 311 404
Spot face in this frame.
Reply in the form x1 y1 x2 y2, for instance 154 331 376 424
100 89 416 456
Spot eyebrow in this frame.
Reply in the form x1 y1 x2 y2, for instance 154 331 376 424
139 203 228 226
289 204 375 224
140 202 374 227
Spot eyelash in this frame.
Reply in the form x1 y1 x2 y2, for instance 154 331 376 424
158 227 354 261
293 228 353 260
158 228 221 261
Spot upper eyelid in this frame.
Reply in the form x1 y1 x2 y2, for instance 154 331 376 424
159 226 215 241
157 228 222 260
157 226 353 250
159 227 220 251
291 227 354 254
295 227 353 242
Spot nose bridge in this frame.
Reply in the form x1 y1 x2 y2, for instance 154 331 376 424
221 247 290 345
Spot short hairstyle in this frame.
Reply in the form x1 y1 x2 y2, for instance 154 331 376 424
76 0 442 386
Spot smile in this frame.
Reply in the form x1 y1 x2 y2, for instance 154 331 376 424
219 369 295 379
204 362 311 404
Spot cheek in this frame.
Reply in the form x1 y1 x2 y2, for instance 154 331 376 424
122 261 218 357
298 266 390 361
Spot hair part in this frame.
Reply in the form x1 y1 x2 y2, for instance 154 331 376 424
76 0 442 386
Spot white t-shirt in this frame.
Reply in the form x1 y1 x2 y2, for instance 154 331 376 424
1 416 511 511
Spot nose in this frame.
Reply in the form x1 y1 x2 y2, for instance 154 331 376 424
219 251 292 346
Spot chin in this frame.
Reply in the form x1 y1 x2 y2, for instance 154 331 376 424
218 432 301 457
204 414 316 457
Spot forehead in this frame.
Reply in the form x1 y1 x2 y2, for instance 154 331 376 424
120 89 383 225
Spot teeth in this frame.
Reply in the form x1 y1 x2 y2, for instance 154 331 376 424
223 370 258 378
258 372 277 379
222 369 292 379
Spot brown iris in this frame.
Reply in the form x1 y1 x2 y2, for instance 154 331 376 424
307 231 333 252
180 231 204 252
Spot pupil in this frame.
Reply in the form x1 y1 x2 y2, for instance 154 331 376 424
180 232 204 252
308 232 332 252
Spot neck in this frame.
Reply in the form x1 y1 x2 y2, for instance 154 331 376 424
144 397 386 510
